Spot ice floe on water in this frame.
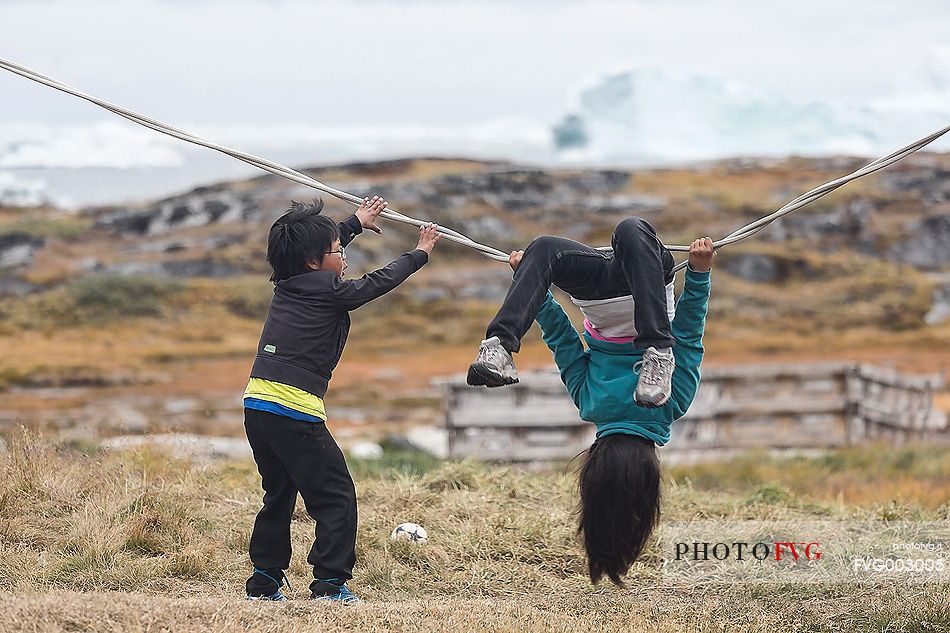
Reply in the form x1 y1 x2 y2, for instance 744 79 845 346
0 171 50 207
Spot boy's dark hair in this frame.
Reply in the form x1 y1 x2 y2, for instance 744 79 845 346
266 199 340 282
577 433 661 586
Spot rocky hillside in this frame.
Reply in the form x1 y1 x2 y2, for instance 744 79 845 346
0 155 948 440
2 154 948 320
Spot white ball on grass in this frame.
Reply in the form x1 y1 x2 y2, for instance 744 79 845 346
390 522 428 544
350 441 383 460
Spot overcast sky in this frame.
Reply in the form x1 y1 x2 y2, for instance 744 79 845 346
3 0 949 129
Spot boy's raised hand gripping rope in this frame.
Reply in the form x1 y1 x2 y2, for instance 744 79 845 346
1 56 948 269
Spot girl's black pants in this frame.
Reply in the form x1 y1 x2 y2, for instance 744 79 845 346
487 216 676 352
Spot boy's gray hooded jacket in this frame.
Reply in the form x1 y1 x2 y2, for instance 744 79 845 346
250 214 428 398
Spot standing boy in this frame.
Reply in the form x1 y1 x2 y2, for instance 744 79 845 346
243 196 440 602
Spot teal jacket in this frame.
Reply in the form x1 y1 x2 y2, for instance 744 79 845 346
535 268 711 445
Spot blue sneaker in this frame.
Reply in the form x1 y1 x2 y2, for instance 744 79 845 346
310 583 360 604
246 567 291 601
246 589 288 602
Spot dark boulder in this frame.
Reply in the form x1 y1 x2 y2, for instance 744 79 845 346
720 252 813 283
888 214 950 271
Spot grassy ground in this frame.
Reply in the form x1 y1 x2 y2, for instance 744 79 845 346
0 433 947 632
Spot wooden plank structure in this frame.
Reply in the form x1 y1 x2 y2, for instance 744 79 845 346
442 363 948 463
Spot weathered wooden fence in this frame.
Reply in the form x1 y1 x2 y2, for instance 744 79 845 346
442 363 948 463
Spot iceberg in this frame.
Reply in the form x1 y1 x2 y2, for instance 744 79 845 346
554 63 950 162
0 171 49 207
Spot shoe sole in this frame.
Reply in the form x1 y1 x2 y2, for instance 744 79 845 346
310 595 360 604
467 363 519 388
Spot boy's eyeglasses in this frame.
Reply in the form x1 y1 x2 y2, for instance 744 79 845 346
325 246 346 260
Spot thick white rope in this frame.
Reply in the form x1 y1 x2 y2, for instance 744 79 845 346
0 57 509 261
1 56 947 271
668 123 950 272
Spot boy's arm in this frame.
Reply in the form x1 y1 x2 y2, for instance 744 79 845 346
332 223 440 311
337 214 363 248
331 250 428 311
669 265 711 417
536 291 589 403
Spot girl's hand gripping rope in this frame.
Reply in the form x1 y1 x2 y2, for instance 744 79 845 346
508 250 524 272
688 237 715 272
356 195 387 234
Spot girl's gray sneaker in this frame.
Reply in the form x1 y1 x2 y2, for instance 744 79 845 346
467 336 519 387
633 346 675 407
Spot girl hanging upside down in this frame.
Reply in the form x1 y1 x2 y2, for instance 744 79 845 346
466 217 715 585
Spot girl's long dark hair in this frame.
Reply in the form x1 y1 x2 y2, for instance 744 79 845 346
577 433 661 586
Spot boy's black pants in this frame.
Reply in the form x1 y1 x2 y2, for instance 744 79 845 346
244 408 357 592
487 216 676 353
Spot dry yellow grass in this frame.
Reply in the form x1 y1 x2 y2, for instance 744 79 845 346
0 433 947 632
2 588 947 633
